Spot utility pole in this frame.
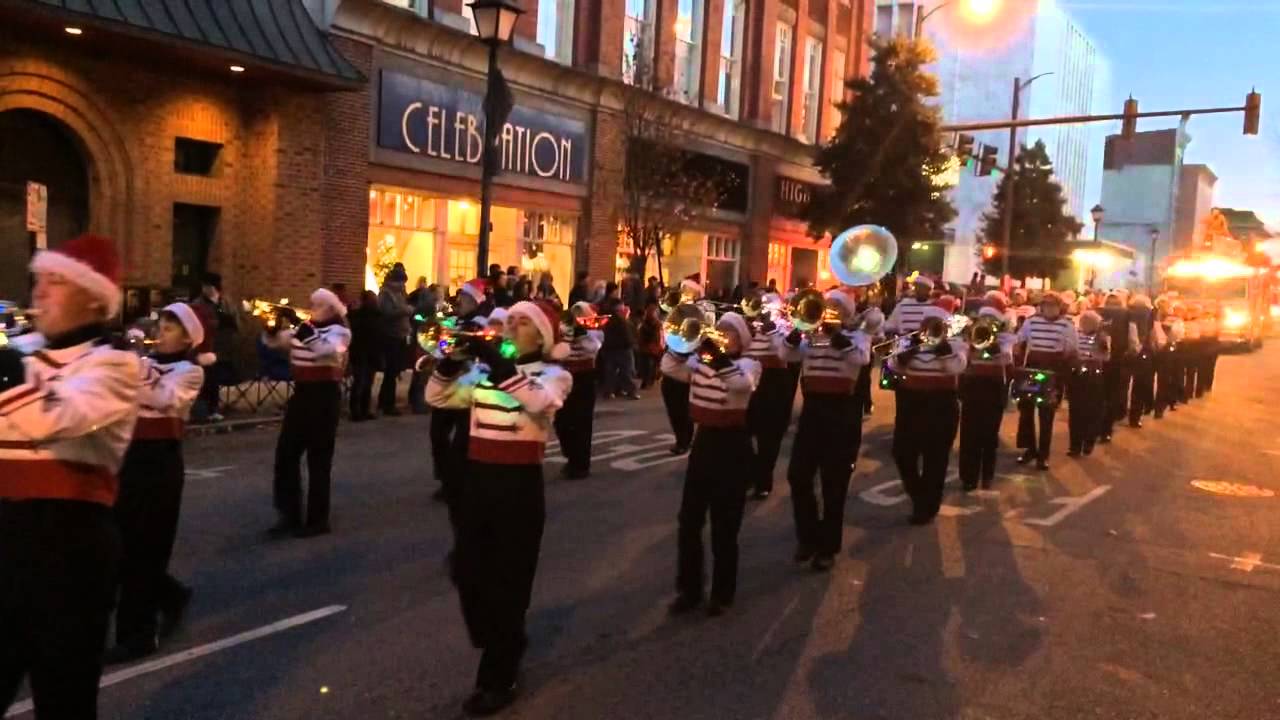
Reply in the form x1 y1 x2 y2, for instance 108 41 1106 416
1000 77 1020 278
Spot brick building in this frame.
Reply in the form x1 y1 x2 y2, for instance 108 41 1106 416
311 0 875 300
0 0 364 312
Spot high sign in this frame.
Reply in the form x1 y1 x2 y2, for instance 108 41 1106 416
775 176 820 219
377 70 589 185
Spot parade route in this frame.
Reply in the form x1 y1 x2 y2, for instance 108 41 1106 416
15 346 1278 720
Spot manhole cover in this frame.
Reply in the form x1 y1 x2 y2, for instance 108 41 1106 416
1190 480 1275 498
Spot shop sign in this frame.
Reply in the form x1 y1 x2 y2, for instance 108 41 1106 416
775 176 820 219
378 70 588 185
25 181 47 233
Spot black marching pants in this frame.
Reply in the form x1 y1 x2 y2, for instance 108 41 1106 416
430 408 471 528
1068 370 1106 452
894 389 960 521
677 426 751 604
1154 350 1182 412
1102 359 1130 432
553 369 597 475
1200 340 1219 394
349 361 376 419
1 501 121 720
958 375 1005 489
1016 395 1058 461
115 440 187 644
274 382 341 529
660 377 695 451
1183 343 1204 399
787 393 861 555
454 462 545 692
1129 354 1155 423
747 367 796 494
854 362 874 414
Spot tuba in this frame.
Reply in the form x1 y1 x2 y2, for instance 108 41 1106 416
969 315 1003 357
665 302 713 354
829 225 899 288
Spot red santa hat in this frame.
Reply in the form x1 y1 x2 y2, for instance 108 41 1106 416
311 287 347 319
29 233 122 317
461 278 488 304
186 301 219 366
509 300 570 361
983 290 1009 313
823 289 858 320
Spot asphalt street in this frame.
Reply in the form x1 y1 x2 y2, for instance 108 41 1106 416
9 347 1280 720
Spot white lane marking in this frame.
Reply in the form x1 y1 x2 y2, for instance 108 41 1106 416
1209 552 1280 572
4 605 348 718
752 594 801 662
184 466 235 479
546 436 674 465
544 429 648 452
1022 486 1112 527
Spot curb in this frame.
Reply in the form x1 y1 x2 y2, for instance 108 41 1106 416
187 416 283 437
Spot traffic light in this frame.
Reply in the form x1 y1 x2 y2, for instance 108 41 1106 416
955 133 975 163
978 145 999 176
1244 90 1262 135
981 243 998 261
1122 96 1139 139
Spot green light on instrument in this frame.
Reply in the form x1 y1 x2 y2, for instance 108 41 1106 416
499 339 518 359
442 316 458 329
413 314 426 323
1033 372 1047 382
852 245 882 272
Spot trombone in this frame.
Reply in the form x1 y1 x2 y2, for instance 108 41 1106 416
243 298 311 329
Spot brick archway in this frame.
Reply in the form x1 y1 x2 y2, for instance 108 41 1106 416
0 71 133 262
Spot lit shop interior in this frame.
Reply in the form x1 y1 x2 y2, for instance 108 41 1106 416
367 186 576 295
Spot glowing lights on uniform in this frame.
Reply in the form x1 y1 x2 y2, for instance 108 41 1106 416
64 26 83 35
229 65 246 73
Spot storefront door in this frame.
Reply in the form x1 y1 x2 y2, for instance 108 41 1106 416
790 247 818 290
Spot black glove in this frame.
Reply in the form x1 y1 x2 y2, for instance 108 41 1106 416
761 319 777 334
785 329 803 347
435 356 465 377
466 336 518 384
710 352 734 371
0 348 25 392
829 330 852 350
294 322 316 342
934 339 953 357
573 324 588 338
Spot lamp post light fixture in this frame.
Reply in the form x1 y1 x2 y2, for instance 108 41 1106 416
470 0 524 274
1090 204 1105 241
915 0 1001 38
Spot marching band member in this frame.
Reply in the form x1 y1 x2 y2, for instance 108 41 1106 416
427 285 487 509
426 300 570 717
1010 288 1037 329
107 303 206 663
0 234 141 718
1067 311 1110 457
1099 294 1139 442
782 291 870 571
889 315 968 523
659 279 704 455
670 313 760 617
1181 303 1204 401
854 292 886 417
884 275 945 336
1014 293 1077 470
554 302 603 480
745 294 792 500
1153 299 1184 419
1199 303 1220 396
266 288 350 539
1126 294 1157 427
957 305 1015 491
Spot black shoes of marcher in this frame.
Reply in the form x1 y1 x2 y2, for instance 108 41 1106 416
1099 435 1112 444
750 489 771 501
563 466 590 480
158 584 193 639
1154 409 1164 419
1017 450 1036 465
294 524 331 539
104 634 159 665
669 444 690 456
811 554 835 572
668 594 704 615
1067 448 1081 458
705 599 733 617
267 519 301 540
908 513 934 526
1036 460 1050 471
793 545 816 564
962 480 978 492
463 686 518 717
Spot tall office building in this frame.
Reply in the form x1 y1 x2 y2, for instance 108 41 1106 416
876 0 1109 282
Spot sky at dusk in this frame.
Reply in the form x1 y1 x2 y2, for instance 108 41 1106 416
1060 0 1280 227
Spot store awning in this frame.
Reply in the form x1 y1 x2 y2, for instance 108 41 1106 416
8 0 364 89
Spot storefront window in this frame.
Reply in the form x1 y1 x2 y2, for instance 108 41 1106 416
521 211 576 298
367 187 439 291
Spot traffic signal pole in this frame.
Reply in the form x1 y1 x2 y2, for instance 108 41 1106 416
942 101 1257 134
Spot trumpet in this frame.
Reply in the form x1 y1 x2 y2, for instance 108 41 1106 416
243 298 311 329
878 314 972 356
417 324 516 360
1 303 37 337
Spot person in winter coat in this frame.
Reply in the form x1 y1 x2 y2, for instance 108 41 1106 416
377 267 412 416
601 301 640 399
190 272 239 422
347 291 385 421
635 302 665 389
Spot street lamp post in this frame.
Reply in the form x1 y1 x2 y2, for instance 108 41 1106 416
998 72 1054 278
1148 226 1160 290
469 0 524 275
1087 204 1105 289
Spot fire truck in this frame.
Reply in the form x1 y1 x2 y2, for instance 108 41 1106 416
1162 253 1273 351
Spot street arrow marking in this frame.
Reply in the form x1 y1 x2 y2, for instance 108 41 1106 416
185 466 235 479
1209 552 1279 573
1022 486 1112 527
4 605 348 718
